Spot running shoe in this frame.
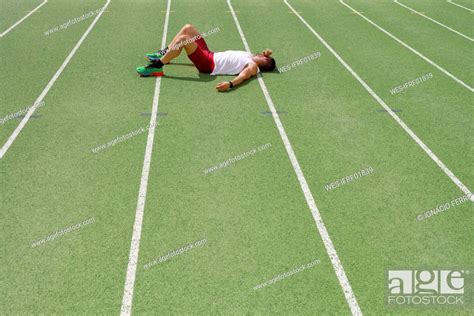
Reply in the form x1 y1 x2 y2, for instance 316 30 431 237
136 63 163 77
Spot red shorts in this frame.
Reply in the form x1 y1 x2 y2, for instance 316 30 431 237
187 38 215 73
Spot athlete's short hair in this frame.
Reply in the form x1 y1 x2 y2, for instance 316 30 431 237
259 56 276 72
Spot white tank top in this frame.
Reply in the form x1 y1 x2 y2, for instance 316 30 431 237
211 50 257 75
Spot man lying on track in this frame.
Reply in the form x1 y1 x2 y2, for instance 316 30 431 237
136 24 276 92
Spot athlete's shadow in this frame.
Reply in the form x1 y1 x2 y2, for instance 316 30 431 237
164 71 216 83
169 62 195 67
162 62 215 82
164 74 216 82
163 66 279 90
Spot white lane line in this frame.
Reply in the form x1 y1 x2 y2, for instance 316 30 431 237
339 0 474 92
394 0 474 41
228 0 362 315
285 0 473 203
0 0 111 160
447 0 474 12
119 0 171 314
0 0 48 38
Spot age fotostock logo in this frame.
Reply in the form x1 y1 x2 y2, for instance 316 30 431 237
387 270 470 307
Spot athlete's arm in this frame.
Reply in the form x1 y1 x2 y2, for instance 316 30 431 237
215 63 258 92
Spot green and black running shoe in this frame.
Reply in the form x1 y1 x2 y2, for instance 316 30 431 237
136 63 164 77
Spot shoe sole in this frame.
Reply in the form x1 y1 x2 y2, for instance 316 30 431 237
139 72 164 77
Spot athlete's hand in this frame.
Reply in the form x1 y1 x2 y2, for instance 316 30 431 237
216 82 231 92
262 49 272 57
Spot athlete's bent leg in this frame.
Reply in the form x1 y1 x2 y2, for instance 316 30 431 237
168 24 200 47
161 34 198 64
146 24 202 62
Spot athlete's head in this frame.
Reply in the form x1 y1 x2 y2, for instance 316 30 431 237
253 49 276 72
